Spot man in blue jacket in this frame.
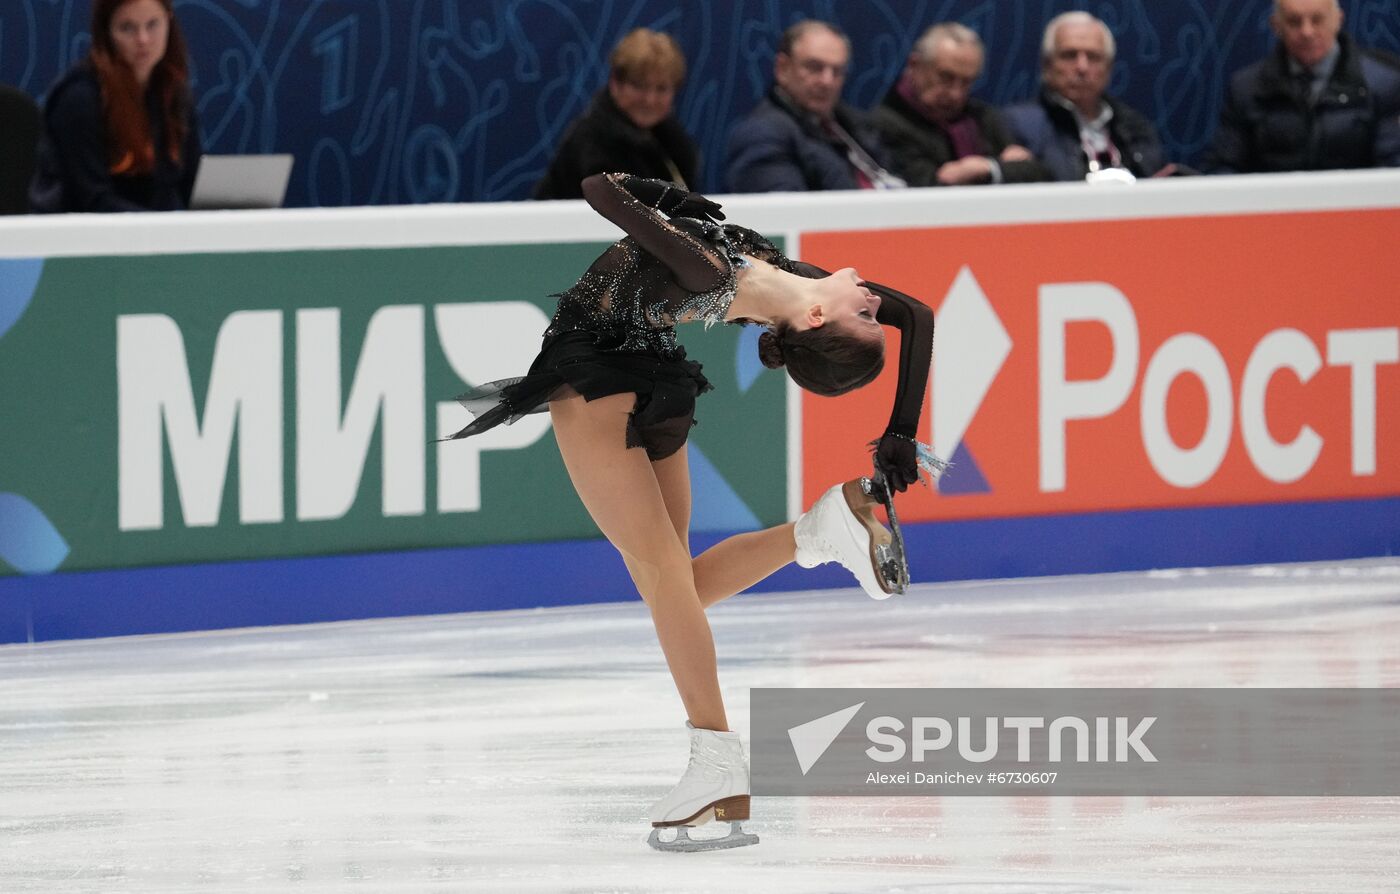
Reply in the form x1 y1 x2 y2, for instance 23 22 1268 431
1204 0 1400 173
1002 12 1170 182
725 20 904 193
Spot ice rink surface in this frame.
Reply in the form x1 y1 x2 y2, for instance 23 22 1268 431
3 557 1399 892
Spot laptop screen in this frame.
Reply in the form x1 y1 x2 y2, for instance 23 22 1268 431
189 154 294 210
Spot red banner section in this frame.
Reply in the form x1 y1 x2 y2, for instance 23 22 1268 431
802 209 1400 522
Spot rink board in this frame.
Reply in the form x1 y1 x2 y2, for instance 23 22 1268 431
3 496 1396 642
2 171 1398 641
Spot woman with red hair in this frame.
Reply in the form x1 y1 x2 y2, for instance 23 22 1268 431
29 0 202 212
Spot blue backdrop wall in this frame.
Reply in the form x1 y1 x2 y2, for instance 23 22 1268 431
4 0 1398 206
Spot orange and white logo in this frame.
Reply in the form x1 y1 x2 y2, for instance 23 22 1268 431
801 209 1400 523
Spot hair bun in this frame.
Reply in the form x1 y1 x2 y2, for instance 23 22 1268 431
757 330 786 369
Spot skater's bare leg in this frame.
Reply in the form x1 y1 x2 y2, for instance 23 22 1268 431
648 444 692 556
646 443 799 609
693 525 797 608
550 392 727 732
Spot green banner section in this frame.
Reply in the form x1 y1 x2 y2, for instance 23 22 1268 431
0 244 786 575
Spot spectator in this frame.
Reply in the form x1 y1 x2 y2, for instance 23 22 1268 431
29 0 201 212
726 20 904 192
533 28 699 200
1204 0 1400 173
872 22 1049 186
1003 12 1170 181
0 84 41 214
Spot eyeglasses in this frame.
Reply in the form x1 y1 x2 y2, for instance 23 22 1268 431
792 57 847 79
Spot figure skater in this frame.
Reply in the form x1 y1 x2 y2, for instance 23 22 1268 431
447 172 937 851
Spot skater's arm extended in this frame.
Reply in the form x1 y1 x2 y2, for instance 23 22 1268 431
870 283 934 441
580 173 728 294
869 283 935 491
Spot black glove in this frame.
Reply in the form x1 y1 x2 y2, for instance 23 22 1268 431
618 174 672 206
618 175 725 224
668 192 725 224
872 433 918 493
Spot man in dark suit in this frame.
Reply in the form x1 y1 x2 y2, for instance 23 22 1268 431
872 23 1049 187
725 20 904 193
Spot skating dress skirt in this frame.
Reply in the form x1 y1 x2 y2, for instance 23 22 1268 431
447 323 714 462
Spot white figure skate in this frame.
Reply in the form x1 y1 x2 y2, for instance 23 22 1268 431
795 475 908 598
647 723 759 853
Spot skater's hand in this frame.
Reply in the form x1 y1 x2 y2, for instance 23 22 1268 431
617 175 725 223
668 192 726 224
873 433 918 493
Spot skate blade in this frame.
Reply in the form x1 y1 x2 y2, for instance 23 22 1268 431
867 474 911 595
842 479 899 598
648 821 759 853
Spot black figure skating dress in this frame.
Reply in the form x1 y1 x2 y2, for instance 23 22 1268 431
446 173 934 465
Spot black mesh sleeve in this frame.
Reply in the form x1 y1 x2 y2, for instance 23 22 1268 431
580 173 727 293
869 281 934 438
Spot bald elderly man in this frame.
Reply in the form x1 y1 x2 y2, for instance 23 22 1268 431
1205 0 1400 173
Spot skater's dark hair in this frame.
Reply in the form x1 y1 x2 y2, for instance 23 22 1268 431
757 322 884 397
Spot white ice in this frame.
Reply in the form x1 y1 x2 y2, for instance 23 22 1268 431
2 558 1398 892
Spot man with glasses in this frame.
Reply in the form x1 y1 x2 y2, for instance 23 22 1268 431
726 19 904 192
1204 0 1400 173
1003 12 1171 182
873 22 1049 187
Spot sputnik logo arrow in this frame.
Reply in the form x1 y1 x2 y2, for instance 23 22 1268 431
787 702 864 775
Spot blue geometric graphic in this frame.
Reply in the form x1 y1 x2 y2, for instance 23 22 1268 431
0 258 44 342
687 443 761 532
0 493 70 575
736 325 764 393
938 440 990 496
0 258 62 576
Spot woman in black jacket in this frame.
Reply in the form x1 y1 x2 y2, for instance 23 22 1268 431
532 29 699 200
29 0 201 213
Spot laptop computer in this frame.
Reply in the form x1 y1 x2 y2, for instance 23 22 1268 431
188 154 294 210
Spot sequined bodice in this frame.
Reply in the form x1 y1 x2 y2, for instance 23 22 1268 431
545 175 794 357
